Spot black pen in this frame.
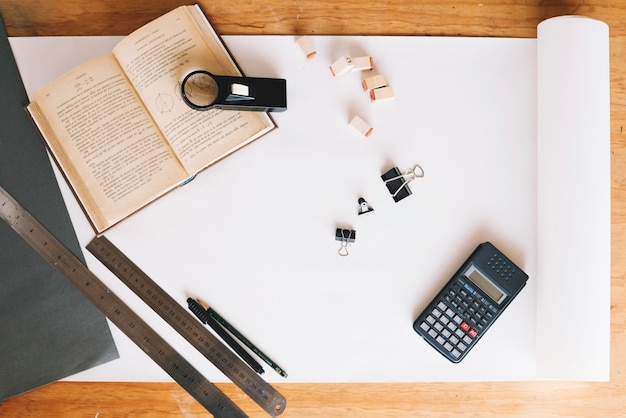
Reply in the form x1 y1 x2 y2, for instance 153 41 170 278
199 299 288 378
187 298 264 375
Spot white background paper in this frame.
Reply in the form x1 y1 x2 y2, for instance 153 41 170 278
8 17 608 383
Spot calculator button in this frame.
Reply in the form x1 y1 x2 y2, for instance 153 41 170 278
450 335 459 344
458 342 467 351
461 322 471 331
432 309 442 318
453 315 462 324
444 342 453 351
442 329 452 338
420 322 430 331
436 336 446 345
463 335 473 345
428 329 438 338
434 322 444 331
445 308 455 317
469 329 478 338
437 302 447 310
455 329 465 338
446 321 457 331
440 316 449 325
426 315 435 324
451 349 461 358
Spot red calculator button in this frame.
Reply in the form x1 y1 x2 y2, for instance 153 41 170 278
461 322 470 331
469 328 478 338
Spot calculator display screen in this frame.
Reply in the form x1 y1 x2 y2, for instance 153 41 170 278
464 264 506 304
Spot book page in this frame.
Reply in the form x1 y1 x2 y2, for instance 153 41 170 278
28 54 188 233
112 5 274 175
536 16 610 380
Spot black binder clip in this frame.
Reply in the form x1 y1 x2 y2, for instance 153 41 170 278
357 198 374 216
335 228 356 257
381 164 424 202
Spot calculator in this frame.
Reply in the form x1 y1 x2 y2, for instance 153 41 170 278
413 242 529 363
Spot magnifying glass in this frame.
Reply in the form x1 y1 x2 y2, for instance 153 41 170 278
181 70 287 112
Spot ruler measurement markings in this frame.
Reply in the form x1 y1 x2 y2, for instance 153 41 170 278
87 231 285 414
89 238 273 399
0 188 247 418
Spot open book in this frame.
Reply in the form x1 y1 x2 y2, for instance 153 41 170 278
26 5 275 234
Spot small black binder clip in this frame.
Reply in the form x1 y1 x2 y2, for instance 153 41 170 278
381 164 424 202
357 198 374 216
335 228 356 257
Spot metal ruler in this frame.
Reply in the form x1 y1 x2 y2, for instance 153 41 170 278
0 186 284 417
86 235 286 416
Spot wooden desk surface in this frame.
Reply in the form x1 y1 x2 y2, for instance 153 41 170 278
0 1 624 417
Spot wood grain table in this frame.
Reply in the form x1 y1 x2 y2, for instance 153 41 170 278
0 1 624 416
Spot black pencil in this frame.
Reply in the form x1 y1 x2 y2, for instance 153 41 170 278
203 300 288 378
187 298 264 375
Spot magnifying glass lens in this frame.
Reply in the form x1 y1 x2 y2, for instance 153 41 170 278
182 71 218 109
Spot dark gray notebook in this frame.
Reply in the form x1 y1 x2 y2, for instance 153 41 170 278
0 19 119 401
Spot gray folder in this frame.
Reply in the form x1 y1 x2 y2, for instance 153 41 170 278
0 19 119 401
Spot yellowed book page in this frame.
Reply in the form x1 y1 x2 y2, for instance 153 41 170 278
28 54 188 233
112 5 274 175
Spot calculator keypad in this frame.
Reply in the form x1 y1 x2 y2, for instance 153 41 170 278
417 280 497 360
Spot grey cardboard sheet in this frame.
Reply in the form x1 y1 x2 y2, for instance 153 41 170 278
0 19 119 401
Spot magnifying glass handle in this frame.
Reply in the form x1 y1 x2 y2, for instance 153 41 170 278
212 75 287 112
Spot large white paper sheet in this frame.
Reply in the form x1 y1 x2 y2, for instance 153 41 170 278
7 15 609 383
